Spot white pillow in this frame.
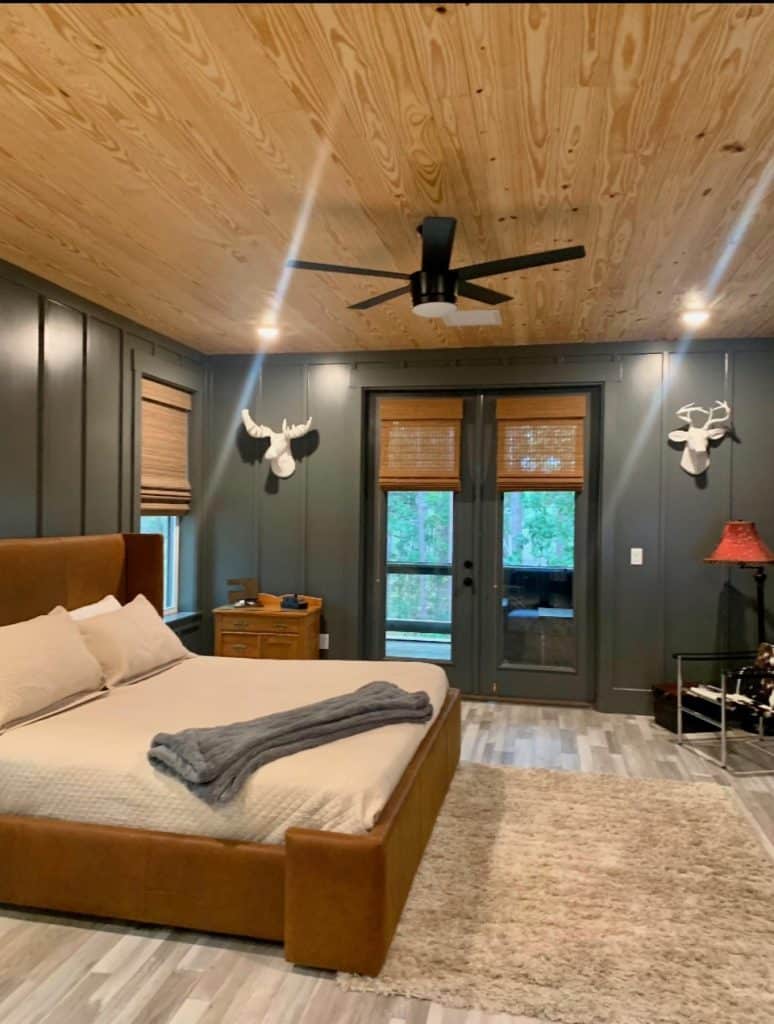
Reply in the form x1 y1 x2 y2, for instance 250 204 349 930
0 607 105 732
68 595 122 622
77 593 190 687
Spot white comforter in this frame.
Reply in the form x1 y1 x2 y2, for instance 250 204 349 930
0 657 448 844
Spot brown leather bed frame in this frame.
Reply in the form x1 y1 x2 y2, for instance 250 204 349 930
0 534 461 975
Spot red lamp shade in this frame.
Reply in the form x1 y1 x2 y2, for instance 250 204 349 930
705 521 774 565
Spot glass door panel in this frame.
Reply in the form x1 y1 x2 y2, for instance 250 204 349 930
368 390 595 702
385 491 453 662
501 491 576 669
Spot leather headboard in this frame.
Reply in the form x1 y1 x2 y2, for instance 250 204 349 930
0 534 163 626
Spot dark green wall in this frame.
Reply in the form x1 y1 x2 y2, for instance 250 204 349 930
2 249 772 711
205 340 774 713
0 259 208 651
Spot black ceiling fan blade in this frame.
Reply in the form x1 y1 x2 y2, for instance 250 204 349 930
287 259 409 281
457 280 512 305
348 284 412 310
456 245 586 280
419 217 457 275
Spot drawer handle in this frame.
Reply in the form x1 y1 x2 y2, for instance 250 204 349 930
229 643 248 652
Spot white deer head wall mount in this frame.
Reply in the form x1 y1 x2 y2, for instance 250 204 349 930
668 400 731 476
241 410 313 478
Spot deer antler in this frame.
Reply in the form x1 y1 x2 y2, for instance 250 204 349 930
703 400 731 429
674 403 708 425
241 409 271 438
283 416 313 440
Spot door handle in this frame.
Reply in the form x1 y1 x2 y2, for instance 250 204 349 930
464 560 474 569
462 576 474 587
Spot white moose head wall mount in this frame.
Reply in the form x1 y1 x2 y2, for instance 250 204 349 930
668 400 731 476
241 410 313 479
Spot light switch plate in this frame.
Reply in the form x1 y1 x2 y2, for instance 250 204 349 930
319 633 330 650
630 547 644 566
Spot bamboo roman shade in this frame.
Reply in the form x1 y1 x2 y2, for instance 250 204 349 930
140 379 192 514
496 394 586 491
379 397 463 491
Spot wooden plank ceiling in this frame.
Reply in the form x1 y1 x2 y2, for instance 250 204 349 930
0 3 772 354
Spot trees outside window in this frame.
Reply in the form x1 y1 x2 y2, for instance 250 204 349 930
502 492 574 568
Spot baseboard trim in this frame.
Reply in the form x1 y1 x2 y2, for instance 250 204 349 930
462 694 592 709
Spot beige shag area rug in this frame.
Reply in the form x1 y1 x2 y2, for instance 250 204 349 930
338 763 774 1024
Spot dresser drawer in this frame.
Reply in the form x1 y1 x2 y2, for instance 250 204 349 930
220 616 255 632
213 597 321 660
220 632 260 658
252 616 299 634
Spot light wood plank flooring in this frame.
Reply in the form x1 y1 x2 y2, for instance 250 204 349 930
1 701 772 1024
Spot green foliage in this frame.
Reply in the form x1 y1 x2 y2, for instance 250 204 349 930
502 491 575 568
386 492 453 627
386 491 452 564
383 490 575 630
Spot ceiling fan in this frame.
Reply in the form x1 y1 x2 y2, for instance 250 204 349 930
287 216 585 319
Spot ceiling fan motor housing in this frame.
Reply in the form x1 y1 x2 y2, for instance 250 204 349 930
410 269 457 310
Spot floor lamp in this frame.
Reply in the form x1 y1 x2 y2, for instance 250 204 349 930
705 520 774 645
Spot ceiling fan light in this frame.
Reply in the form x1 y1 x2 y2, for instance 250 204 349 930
412 300 456 319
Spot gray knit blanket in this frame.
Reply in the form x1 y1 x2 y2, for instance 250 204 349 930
147 681 433 805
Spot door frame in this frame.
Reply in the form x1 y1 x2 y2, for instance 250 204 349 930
363 385 601 704
363 391 479 691
477 387 601 703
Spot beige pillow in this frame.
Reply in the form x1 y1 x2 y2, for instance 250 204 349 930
0 607 105 732
68 595 122 621
77 594 191 687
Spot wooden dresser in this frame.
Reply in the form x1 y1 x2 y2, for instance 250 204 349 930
213 594 322 660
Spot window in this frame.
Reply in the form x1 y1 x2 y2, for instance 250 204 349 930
140 515 180 614
501 491 576 668
384 490 453 662
140 379 192 514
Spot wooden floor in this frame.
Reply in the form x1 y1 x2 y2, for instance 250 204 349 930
1 701 773 1024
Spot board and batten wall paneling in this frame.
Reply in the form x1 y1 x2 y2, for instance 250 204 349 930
85 318 122 534
205 339 774 713
206 356 262 610
662 350 732 678
41 301 84 537
0 277 38 537
607 353 665 702
730 350 774 648
305 363 363 658
0 258 208 650
256 362 308 597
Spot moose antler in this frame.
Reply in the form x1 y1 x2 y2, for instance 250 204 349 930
241 409 271 438
703 400 731 429
283 416 312 439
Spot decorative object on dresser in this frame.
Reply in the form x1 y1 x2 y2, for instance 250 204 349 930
705 520 774 644
213 593 322 659
240 410 313 479
227 577 260 606
667 400 731 475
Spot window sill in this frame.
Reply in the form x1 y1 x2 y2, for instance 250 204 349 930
164 610 202 627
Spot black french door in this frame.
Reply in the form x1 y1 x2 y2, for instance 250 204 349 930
366 391 597 703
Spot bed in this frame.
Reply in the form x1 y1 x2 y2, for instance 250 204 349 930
0 534 461 975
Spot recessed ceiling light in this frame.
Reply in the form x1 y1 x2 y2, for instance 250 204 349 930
681 308 710 329
257 325 280 342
